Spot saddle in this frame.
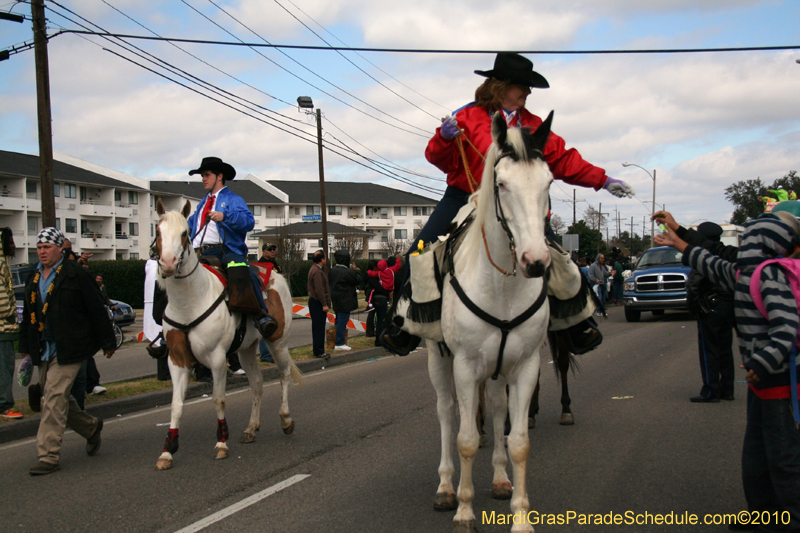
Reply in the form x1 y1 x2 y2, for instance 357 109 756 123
197 255 273 315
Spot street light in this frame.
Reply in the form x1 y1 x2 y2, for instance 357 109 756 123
297 96 329 270
622 162 657 249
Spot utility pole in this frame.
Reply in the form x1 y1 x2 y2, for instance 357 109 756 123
626 217 635 256
573 189 576 226
597 203 610 253
31 0 56 227
315 108 329 272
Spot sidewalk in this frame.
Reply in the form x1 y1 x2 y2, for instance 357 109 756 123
0 345 392 444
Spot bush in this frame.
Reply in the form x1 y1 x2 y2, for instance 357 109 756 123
88 259 147 308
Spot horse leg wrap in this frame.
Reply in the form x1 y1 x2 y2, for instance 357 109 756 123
217 418 229 443
163 428 179 454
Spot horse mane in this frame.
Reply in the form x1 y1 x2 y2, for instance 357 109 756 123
460 127 533 261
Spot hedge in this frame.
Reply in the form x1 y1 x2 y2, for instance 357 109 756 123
88 259 147 308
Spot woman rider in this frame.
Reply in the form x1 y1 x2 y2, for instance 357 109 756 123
382 52 635 355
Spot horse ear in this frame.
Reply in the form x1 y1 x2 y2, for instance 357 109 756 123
155 198 165 216
182 200 191 219
491 111 508 148
530 110 554 154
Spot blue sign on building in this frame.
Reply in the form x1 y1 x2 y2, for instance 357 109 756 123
302 215 322 221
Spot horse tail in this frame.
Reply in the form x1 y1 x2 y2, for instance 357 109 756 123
547 331 580 384
289 358 305 386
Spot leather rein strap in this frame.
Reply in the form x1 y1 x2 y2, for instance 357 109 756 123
449 274 548 380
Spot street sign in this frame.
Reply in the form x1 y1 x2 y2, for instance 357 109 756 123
562 234 579 253
302 214 321 221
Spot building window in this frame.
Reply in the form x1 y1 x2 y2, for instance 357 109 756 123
80 187 88 202
128 191 139 205
81 220 90 234
413 206 432 216
129 222 139 236
381 230 388 242
54 183 60 197
150 195 154 207
394 206 407 216
413 228 422 239
395 229 407 240
294 207 300 215
114 191 121 204
306 205 320 215
65 218 77 234
130 253 139 260
54 218 60 231
329 205 342 216
251 205 262 216
64 184 76 199
27 217 38 234
151 223 154 237
368 252 375 259
26 182 37 196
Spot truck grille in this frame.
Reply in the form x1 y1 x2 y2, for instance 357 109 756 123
635 273 687 292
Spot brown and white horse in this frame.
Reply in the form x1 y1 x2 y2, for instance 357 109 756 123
153 199 302 470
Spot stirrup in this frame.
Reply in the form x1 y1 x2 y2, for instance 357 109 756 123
257 316 278 339
146 334 169 359
381 327 420 356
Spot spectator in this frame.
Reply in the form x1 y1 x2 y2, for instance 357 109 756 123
367 255 403 295
0 227 21 420
364 259 390 346
588 254 612 318
329 250 361 351
307 250 330 359
612 255 625 304
685 222 735 403
578 257 590 281
143 257 169 381
1 185 8 197
258 242 282 273
20 228 116 475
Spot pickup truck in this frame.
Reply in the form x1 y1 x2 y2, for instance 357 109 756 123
622 246 692 322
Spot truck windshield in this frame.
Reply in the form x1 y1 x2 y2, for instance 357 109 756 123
636 249 684 269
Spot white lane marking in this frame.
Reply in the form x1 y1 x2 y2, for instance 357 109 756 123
0 356 393 452
173 474 310 533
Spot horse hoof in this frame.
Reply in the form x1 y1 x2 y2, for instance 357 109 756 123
240 432 256 444
282 420 295 435
214 447 229 460
560 413 574 425
491 481 513 500
433 492 458 512
452 519 479 533
155 458 173 470
479 433 488 448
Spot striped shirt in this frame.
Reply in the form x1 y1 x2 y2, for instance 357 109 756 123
683 217 798 389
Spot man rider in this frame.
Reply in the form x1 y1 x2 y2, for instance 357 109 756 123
186 157 277 339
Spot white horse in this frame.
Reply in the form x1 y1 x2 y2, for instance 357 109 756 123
428 112 556 533
154 200 302 470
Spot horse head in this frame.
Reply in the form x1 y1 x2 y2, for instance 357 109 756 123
481 110 554 278
156 199 193 277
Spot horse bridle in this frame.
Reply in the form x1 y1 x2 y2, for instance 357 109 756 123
488 148 548 277
151 222 203 280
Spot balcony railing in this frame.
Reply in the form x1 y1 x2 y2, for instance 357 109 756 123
80 199 112 206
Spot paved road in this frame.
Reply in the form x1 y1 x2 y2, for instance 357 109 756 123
0 307 750 532
11 307 373 400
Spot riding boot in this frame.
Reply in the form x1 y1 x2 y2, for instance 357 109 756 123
555 317 602 355
381 326 421 356
256 313 278 339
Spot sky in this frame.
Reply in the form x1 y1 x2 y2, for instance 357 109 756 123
1 0 799 240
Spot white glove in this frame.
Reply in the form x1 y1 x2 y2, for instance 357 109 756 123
602 177 635 198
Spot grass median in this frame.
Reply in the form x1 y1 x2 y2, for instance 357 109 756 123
2 333 379 422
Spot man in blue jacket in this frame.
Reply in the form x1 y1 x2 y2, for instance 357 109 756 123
186 157 277 338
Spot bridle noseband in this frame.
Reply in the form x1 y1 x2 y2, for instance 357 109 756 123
152 223 202 280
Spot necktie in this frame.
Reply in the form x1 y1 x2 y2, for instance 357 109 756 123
199 194 215 229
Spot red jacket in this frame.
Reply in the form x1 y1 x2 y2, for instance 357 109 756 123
425 105 608 194
367 258 403 292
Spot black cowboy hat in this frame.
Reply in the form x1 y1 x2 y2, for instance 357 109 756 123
188 157 237 180
474 52 549 88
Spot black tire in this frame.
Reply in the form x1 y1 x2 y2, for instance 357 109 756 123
624 307 641 322
113 323 124 349
652 309 665 316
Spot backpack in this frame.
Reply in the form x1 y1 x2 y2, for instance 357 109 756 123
748 258 800 428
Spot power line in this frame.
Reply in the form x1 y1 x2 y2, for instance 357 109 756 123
52 31 800 55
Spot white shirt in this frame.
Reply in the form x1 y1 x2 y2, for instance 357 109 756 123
192 188 226 248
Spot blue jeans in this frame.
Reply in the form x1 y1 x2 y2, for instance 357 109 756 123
200 247 268 313
259 340 272 362
335 312 350 346
0 340 15 412
742 388 800 531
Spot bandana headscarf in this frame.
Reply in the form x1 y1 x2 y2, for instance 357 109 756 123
37 227 65 247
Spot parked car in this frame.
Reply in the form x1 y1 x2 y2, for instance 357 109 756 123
623 246 692 322
110 299 136 328
11 264 36 302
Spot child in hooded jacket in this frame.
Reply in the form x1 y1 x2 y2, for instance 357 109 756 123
367 256 403 293
657 215 800 530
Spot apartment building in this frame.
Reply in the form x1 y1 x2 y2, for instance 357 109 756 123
0 150 437 264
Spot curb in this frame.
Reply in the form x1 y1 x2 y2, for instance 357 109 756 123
0 345 391 445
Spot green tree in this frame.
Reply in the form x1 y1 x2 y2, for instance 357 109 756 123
566 219 605 260
725 171 799 224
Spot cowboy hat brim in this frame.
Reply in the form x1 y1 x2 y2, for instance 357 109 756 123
474 68 549 88
188 158 237 180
